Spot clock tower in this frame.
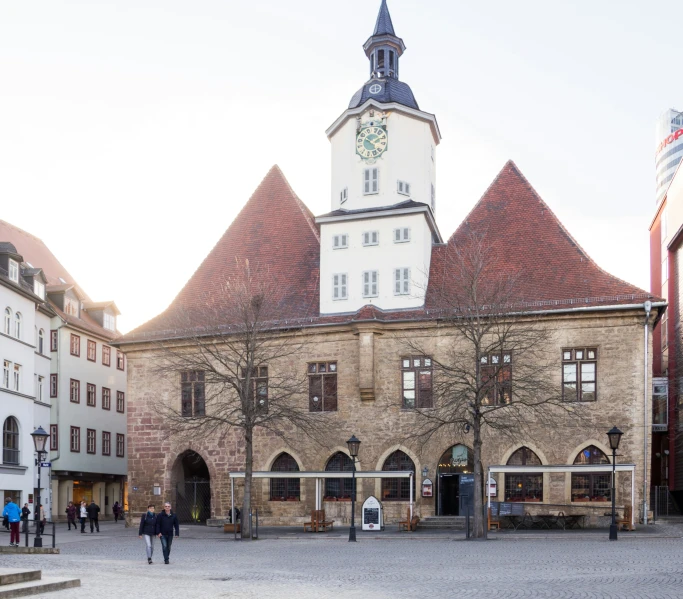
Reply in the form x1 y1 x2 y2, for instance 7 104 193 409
316 0 443 315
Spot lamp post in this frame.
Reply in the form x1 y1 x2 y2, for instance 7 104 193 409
346 435 361 542
607 426 623 541
30 426 49 548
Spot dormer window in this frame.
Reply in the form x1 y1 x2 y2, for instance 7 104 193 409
340 187 348 205
333 234 348 250
362 231 379 246
64 297 79 317
8 260 18 283
397 180 411 196
103 313 116 331
394 228 411 243
34 280 45 300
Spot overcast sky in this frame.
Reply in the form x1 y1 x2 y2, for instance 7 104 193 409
1 0 681 333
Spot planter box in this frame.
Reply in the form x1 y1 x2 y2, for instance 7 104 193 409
223 523 241 533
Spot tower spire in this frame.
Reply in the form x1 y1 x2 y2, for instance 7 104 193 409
373 0 396 36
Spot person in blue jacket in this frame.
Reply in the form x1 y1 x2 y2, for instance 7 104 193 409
2 498 21 547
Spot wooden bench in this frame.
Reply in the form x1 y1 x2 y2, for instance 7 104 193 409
304 510 335 532
488 507 500 531
399 508 420 532
617 505 634 531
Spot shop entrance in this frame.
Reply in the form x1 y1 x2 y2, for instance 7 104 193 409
171 450 211 523
72 482 94 506
437 444 474 516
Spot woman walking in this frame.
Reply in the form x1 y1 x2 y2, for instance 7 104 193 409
138 504 157 565
65 502 77 531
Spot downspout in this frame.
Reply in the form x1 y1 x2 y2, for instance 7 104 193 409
643 301 652 525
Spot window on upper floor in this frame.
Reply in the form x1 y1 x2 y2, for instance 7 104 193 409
4 308 10 335
8 259 18 283
332 234 348 250
308 362 337 412
70 334 80 357
12 364 20 392
50 425 58 451
363 168 379 195
340 187 348 205
2 360 9 388
332 274 348 301
181 372 204 417
102 345 111 366
562 348 597 402
37 376 44 402
431 146 435 162
87 339 96 362
50 374 58 398
362 270 379 298
50 330 58 352
14 312 22 339
116 351 125 371
87 383 96 407
34 280 45 300
70 379 80 403
102 387 111 410
393 227 410 243
480 352 512 405
116 433 125 458
38 329 45 354
102 431 111 456
394 268 410 296
362 231 379 246
116 391 125 413
397 180 411 196
64 297 78 316
87 429 96 454
244 366 268 410
70 426 80 453
401 356 433 408
103 313 116 331
3 417 19 465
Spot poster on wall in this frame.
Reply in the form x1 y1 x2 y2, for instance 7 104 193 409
451 445 468 468
422 478 433 497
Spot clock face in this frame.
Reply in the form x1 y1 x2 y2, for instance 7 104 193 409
356 126 388 160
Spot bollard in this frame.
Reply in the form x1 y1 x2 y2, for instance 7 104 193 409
52 522 56 548
466 503 470 539
248 511 253 540
254 509 258 540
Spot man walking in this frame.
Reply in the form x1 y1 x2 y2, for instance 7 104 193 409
21 504 31 534
155 502 179 565
79 501 88 533
87 500 100 533
2 498 21 547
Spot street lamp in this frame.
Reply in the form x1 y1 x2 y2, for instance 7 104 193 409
346 435 361 542
30 426 49 548
607 426 623 541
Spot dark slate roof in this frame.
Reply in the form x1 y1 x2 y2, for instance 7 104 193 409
349 77 419 110
373 0 395 36
317 199 429 219
0 242 19 256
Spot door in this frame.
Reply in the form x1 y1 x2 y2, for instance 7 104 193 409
440 474 460 516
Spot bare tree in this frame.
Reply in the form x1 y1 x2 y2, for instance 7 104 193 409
152 259 327 538
407 231 577 538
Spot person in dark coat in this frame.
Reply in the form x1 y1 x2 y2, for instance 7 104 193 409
155 501 179 564
113 501 122 523
86 501 100 533
21 504 30 533
65 502 77 531
138 504 157 564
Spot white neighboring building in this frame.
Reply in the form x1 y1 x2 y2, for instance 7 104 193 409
0 242 52 519
655 108 683 204
318 0 443 315
0 220 127 520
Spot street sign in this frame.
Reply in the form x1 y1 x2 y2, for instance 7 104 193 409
40 462 51 467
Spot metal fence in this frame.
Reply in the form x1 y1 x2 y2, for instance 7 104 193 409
653 485 679 519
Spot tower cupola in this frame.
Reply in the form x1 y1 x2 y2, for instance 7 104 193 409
364 0 405 79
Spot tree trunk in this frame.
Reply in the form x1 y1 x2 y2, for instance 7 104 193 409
241 429 253 539
472 421 485 538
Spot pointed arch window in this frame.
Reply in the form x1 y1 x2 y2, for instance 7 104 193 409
3 416 19 465
571 445 611 502
270 453 300 501
381 450 415 501
324 452 354 499
504 447 543 502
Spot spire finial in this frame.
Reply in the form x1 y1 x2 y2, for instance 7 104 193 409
373 0 396 37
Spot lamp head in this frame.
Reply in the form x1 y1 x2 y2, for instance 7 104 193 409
607 426 623 451
31 426 49 453
346 435 361 458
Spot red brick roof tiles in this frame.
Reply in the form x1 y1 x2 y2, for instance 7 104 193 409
120 162 656 343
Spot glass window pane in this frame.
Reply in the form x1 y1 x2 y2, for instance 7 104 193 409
403 371 415 390
587 349 596 360
563 351 572 361
402 359 410 368
575 350 584 360
581 362 595 382
563 364 577 382
582 383 595 401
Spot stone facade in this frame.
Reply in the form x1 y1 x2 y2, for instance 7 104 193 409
124 308 654 526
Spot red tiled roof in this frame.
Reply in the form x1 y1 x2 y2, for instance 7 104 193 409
119 162 657 344
127 165 321 337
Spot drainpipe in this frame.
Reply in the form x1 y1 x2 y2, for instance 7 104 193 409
643 301 652 525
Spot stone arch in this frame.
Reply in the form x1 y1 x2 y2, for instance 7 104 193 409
169 449 212 523
501 443 548 466
262 448 306 472
567 440 612 465
374 445 419 502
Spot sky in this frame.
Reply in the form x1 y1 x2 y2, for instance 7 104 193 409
1 0 681 333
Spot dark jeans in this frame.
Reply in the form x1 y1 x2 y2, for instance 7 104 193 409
160 534 174 562
80 517 86 532
21 519 28 533
114 512 119 522
67 517 77 530
89 517 99 532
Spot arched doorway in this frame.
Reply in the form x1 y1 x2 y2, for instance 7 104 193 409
437 444 474 516
171 451 211 523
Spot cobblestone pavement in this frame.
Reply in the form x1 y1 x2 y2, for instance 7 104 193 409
3 521 683 598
